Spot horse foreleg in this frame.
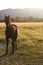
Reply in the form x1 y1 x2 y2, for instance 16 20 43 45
6 39 9 54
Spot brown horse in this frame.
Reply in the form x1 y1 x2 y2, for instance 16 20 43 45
5 15 18 54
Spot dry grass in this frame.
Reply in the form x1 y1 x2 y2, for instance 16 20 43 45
0 22 43 65
0 22 43 26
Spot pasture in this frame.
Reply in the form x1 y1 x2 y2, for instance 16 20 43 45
0 22 43 65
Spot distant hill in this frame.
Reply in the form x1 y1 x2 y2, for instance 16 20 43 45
0 8 43 19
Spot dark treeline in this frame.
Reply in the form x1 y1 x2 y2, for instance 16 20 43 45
0 16 43 22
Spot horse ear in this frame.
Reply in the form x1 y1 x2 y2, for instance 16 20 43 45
8 15 10 18
5 15 6 18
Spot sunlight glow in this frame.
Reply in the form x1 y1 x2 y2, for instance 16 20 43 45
0 0 43 10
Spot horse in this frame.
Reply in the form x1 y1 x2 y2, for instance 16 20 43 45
5 15 18 54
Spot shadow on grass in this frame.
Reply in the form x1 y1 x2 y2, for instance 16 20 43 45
0 52 14 60
0 39 5 44
0 39 15 60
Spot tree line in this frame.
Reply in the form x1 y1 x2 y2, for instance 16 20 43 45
0 16 43 22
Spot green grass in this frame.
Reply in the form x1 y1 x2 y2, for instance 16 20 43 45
0 23 43 65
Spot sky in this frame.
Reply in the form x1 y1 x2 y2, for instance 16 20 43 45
0 0 43 10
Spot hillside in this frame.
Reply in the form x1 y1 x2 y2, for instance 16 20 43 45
0 8 43 18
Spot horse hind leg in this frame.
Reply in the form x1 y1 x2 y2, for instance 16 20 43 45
15 39 17 50
12 39 15 54
12 39 17 54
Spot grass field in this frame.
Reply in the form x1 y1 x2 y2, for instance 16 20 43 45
0 22 43 65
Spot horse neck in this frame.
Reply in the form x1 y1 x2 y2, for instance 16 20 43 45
6 20 12 28
9 20 11 26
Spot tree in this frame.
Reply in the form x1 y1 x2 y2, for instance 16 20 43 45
15 17 20 22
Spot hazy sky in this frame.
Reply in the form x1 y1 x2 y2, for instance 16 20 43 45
0 0 43 10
